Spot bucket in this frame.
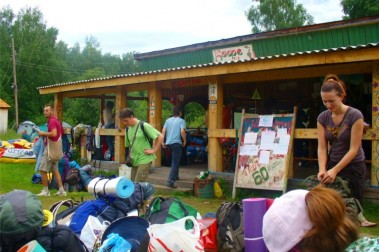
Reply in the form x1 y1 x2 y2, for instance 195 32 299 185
194 178 214 198
17 240 46 252
119 164 132 179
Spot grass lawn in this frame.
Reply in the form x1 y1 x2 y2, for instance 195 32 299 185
0 163 378 237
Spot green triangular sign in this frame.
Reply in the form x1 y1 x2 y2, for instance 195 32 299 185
252 88 261 100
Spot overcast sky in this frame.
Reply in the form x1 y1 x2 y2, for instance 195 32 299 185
1 0 344 55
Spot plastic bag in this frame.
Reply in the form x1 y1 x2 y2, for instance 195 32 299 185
99 233 131 252
80 215 108 250
147 216 204 252
198 218 218 249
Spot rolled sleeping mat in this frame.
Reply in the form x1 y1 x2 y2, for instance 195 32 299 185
87 176 135 199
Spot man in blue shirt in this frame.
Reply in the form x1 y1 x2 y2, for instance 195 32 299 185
162 107 187 188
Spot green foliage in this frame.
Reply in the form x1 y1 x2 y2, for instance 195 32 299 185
127 91 149 121
341 0 379 20
64 98 100 126
246 0 314 33
0 6 142 128
184 102 206 128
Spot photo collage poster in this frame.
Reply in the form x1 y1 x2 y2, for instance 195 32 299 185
235 114 294 191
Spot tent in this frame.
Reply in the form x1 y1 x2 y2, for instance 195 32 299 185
16 121 36 135
17 121 72 142
37 121 72 132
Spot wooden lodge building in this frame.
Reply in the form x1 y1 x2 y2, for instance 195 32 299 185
38 16 379 186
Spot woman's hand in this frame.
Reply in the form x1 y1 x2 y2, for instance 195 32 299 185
317 170 326 181
144 148 154 155
321 168 337 184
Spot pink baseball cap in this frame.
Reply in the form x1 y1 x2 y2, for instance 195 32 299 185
262 189 313 252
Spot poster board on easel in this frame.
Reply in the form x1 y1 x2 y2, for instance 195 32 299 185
232 108 297 198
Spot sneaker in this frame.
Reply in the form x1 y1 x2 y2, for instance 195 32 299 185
54 191 67 196
37 190 50 197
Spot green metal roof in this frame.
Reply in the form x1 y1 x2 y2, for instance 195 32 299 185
134 16 379 71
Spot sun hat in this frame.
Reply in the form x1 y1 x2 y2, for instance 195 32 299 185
101 216 150 252
262 189 312 252
42 210 54 227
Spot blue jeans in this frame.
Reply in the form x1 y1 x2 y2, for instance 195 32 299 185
105 123 115 157
167 143 182 185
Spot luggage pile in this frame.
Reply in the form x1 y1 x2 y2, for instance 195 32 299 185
1 178 248 251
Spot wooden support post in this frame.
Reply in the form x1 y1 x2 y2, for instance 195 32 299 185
208 78 224 172
372 61 379 186
54 93 63 122
100 96 105 126
115 86 127 163
148 82 162 167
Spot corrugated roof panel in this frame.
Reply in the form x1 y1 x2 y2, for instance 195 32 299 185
143 21 379 71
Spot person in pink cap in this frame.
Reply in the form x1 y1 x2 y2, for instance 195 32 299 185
262 185 358 252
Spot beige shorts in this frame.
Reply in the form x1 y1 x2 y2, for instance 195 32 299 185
131 162 152 182
39 148 59 172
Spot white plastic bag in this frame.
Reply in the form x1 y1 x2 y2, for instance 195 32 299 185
147 216 204 252
80 215 107 251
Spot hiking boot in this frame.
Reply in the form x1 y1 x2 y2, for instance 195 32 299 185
37 190 50 197
54 191 67 196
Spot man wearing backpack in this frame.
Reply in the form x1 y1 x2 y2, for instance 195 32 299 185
36 104 67 196
119 108 164 182
162 106 187 188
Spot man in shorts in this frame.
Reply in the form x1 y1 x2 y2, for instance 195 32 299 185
37 104 66 196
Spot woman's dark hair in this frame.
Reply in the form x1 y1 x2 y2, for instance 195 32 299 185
118 108 134 119
321 74 347 99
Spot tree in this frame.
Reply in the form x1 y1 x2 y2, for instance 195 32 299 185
341 0 379 20
0 6 142 128
246 0 314 33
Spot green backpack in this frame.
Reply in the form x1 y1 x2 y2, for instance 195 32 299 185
143 197 198 229
0 190 44 251
304 175 363 224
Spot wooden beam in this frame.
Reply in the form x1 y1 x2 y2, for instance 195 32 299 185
208 128 379 140
221 62 372 84
207 77 224 172
115 86 127 163
148 82 162 167
63 88 117 98
371 61 379 186
54 93 63 122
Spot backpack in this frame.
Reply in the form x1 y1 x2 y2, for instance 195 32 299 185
50 198 83 225
65 167 81 185
0 190 44 252
143 197 198 229
304 175 362 224
37 225 88 252
216 202 245 252
69 196 131 234
49 155 71 189
126 121 153 148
